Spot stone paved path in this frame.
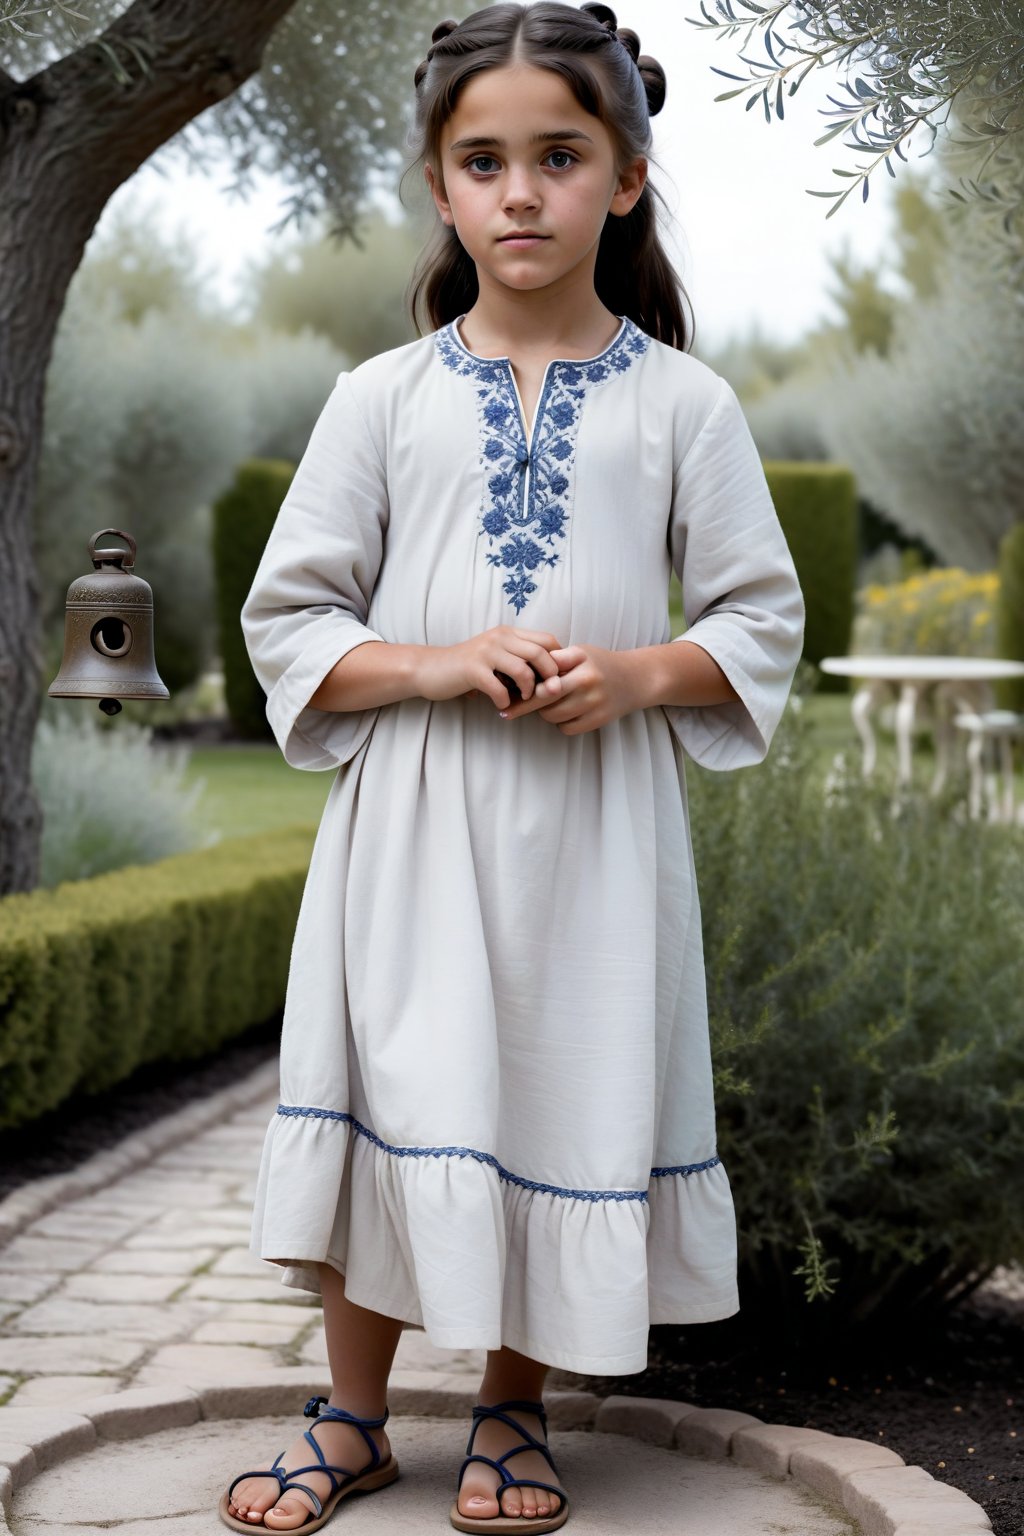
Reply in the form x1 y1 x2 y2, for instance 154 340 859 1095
0 1062 994 1535
0 1071 487 1406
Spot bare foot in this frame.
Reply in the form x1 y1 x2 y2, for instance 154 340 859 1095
457 1403 565 1522
226 1412 391 1529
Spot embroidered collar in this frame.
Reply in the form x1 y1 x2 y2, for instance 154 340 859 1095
434 315 650 614
445 313 632 371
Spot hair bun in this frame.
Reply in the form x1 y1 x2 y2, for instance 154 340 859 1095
582 5 666 115
414 17 459 88
615 26 640 63
581 2 618 30
638 54 666 116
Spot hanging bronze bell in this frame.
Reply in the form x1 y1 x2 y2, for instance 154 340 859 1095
48 528 169 717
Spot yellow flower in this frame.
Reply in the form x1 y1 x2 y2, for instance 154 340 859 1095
855 569 999 658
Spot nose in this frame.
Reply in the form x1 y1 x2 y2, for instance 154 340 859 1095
501 161 541 213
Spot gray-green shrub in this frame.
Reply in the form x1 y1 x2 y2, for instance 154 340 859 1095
31 704 209 887
691 665 1024 1343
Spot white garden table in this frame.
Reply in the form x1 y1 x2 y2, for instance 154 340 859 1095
817 655 1024 793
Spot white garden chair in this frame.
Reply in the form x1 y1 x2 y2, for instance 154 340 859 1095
953 710 1024 825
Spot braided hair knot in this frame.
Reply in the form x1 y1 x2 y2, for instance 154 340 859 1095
580 3 666 115
414 16 460 90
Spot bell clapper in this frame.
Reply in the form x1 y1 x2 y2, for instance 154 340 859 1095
99 699 122 716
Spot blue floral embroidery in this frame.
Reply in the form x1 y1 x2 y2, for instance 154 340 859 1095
435 318 650 613
276 1103 720 1200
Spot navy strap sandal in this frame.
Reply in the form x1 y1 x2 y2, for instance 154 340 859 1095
450 1397 570 1533
219 1394 399 1533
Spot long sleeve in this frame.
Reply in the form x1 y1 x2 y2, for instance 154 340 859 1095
240 371 389 771
665 376 805 770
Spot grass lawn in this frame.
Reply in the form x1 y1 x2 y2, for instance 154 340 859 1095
182 743 335 841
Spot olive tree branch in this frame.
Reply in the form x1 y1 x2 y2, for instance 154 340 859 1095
686 0 1024 226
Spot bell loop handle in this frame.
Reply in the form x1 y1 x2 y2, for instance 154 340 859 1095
89 528 136 574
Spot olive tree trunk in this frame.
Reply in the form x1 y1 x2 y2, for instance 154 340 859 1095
0 0 298 894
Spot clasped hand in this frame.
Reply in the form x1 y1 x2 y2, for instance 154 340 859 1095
425 625 643 736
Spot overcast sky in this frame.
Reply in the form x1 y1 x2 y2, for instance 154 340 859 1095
98 0 941 352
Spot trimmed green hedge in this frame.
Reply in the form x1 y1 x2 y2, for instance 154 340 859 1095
212 459 296 740
764 462 858 693
0 825 315 1131
996 522 1024 712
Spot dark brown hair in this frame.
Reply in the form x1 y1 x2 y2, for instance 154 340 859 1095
401 2 694 350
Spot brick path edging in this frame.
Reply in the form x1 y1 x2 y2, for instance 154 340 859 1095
0 1375 994 1536
0 1058 280 1247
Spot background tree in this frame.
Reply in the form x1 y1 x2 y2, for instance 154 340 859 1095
726 166 967 574
814 207 1024 570
735 146 1023 571
245 207 425 364
37 212 349 695
700 169 953 414
0 0 438 895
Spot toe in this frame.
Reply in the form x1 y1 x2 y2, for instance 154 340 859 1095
263 1494 316 1529
232 1477 278 1518
500 1486 523 1517
460 1490 499 1518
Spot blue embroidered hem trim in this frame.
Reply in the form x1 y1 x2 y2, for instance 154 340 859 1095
276 1104 721 1204
651 1158 722 1177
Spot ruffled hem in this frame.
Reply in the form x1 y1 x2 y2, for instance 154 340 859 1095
249 1107 739 1376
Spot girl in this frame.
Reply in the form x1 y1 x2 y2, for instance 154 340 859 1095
221 4 805 1532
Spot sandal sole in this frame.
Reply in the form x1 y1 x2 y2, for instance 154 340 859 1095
219 1454 399 1533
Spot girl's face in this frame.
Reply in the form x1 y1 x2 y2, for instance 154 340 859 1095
426 63 646 305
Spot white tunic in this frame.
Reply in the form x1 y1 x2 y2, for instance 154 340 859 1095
241 314 805 1376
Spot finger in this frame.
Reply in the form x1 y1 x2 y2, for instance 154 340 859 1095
509 629 563 648
550 702 600 733
488 670 521 710
501 642 561 687
493 663 546 706
500 673 564 718
526 649 561 683
550 646 588 668
511 659 545 700
534 693 586 726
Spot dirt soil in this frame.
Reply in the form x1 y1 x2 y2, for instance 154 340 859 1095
1 1030 1020 1535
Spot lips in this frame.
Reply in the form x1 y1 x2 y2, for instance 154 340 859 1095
499 233 548 241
